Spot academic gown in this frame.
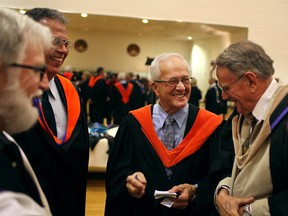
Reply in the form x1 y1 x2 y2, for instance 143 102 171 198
105 104 224 216
110 82 138 125
89 76 108 124
0 132 42 206
13 75 89 216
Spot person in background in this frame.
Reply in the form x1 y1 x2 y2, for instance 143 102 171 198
110 72 136 125
205 77 227 118
145 79 158 105
13 8 89 216
214 40 288 215
0 8 51 215
78 70 91 118
88 66 108 124
127 72 146 109
188 77 202 107
105 72 118 125
105 53 224 216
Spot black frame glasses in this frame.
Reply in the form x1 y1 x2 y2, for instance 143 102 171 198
52 37 73 49
219 75 244 93
10 63 46 79
154 77 192 87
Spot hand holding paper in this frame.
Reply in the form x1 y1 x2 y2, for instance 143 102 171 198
154 190 180 208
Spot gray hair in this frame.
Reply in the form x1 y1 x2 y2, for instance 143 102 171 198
150 53 189 81
25 8 68 24
214 40 274 79
0 8 51 66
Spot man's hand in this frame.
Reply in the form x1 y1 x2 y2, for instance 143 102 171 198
126 172 147 198
216 188 254 216
169 183 196 209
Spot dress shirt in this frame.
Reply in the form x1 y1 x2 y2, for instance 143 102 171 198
153 102 189 147
252 79 278 122
47 77 67 140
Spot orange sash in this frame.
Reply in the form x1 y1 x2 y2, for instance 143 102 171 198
88 75 103 87
130 105 222 167
37 74 81 145
114 82 133 104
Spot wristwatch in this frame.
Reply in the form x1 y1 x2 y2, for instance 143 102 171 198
190 184 198 202
243 204 252 216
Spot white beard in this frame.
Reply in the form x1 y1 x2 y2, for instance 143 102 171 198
0 82 41 135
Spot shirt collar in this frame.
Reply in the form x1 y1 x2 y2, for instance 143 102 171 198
48 77 57 99
252 78 279 121
156 103 189 128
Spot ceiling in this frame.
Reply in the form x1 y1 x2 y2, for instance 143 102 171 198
65 13 246 41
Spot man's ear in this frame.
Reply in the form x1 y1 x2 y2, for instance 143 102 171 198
244 71 257 86
244 72 259 94
151 82 160 96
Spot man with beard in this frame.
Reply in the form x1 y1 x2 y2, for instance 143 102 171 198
0 8 51 215
13 8 89 216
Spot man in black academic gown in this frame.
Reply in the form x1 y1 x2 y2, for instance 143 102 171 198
0 8 52 215
13 8 89 216
105 53 225 216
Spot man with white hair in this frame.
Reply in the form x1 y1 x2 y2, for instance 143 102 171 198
0 8 51 215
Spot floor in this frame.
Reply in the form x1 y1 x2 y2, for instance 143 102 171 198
86 173 106 216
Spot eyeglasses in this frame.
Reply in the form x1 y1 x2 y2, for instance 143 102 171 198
219 75 244 93
154 77 192 88
52 37 72 49
10 63 46 79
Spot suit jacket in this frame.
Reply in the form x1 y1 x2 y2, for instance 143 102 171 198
216 85 288 215
13 75 89 216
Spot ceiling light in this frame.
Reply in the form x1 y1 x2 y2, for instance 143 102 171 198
19 9 26 14
142 19 149 24
81 13 88 18
187 36 193 40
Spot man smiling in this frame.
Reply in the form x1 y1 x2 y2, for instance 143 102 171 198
215 40 288 216
105 53 224 216
13 8 89 216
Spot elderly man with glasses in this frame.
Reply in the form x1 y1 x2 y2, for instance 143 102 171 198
105 53 225 216
0 8 52 215
13 8 89 216
214 40 288 216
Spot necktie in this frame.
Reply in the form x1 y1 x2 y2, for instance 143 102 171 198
161 115 175 150
42 91 57 136
242 116 257 154
161 115 175 178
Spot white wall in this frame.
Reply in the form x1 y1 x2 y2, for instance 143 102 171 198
1 0 287 84
66 29 193 77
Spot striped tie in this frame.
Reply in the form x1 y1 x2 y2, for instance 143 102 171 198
242 116 257 154
162 115 175 150
161 115 175 178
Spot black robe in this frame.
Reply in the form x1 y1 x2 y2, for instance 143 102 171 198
110 82 139 125
13 75 89 216
89 76 108 124
105 104 224 216
0 132 42 206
